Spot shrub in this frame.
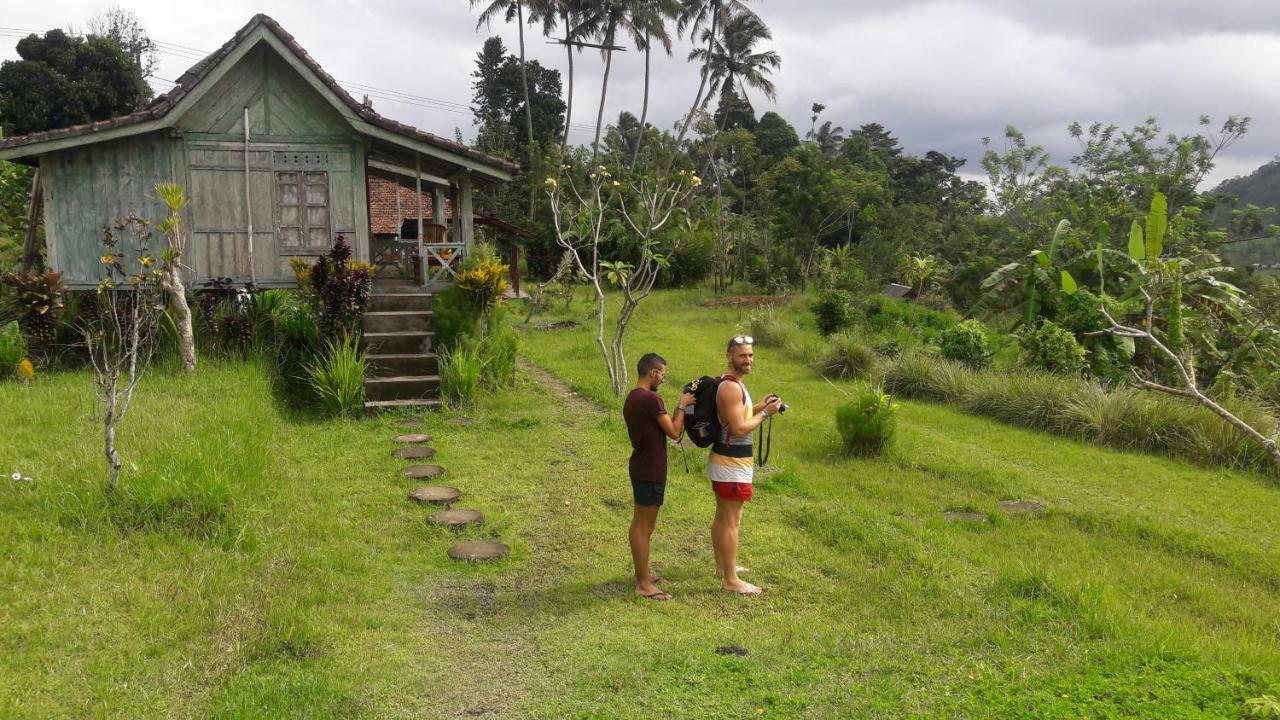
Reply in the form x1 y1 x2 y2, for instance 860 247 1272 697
1019 320 1086 375
881 352 973 403
0 269 65 362
0 319 25 375
817 332 877 380
440 340 484 407
304 332 367 416
268 298 320 405
862 295 956 339
454 241 509 316
744 304 794 348
432 284 482 352
812 289 855 336
835 384 896 456
306 235 373 340
939 319 992 370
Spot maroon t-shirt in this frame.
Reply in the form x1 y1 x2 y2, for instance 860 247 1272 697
623 388 668 483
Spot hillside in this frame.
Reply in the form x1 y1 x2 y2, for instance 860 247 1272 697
1212 159 1280 267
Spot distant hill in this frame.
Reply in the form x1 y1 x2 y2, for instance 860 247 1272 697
1210 159 1280 268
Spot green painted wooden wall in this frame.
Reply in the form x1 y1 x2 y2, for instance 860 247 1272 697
41 39 369 287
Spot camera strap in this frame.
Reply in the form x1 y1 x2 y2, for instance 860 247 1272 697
756 415 773 467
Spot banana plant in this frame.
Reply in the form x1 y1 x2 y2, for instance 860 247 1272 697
978 218 1079 324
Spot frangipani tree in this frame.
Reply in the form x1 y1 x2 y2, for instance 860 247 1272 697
546 159 702 394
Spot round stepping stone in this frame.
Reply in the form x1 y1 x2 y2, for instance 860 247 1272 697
392 418 424 429
409 485 461 505
391 446 436 460
450 416 477 426
716 646 749 657
393 433 431 444
998 500 1046 514
944 511 989 523
447 540 509 562
402 464 446 479
430 508 483 528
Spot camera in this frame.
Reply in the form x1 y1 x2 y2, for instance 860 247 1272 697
777 402 789 414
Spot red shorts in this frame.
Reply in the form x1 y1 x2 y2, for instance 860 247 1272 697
712 481 753 501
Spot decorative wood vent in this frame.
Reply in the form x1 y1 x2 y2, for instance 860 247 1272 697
273 151 330 167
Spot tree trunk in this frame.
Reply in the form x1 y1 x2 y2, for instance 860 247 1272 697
561 11 574 154
105 406 121 493
631 35 651 167
164 267 197 372
674 9 719 147
20 168 43 272
517 4 537 218
591 22 616 163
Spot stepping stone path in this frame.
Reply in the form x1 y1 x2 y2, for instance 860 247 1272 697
447 540 509 562
391 446 436 460
998 500 1046 515
945 511 989 523
430 508 484 529
402 464 446 479
450 417 477 426
393 433 432 444
716 646 749 657
409 485 461 505
392 418 424 429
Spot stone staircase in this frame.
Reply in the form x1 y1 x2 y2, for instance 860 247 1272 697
362 278 441 412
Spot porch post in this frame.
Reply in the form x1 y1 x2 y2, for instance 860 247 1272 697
432 185 446 228
457 170 474 255
415 153 424 287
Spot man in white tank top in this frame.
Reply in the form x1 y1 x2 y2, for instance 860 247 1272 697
710 336 782 595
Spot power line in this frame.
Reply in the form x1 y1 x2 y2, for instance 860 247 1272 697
1 26 599 133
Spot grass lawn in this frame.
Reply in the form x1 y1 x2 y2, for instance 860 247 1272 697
2 287 1278 718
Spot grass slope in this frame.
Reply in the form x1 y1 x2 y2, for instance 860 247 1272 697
0 289 1276 718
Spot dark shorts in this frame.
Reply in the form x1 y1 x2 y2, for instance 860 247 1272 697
631 479 666 507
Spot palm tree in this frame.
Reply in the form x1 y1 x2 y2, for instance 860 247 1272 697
627 0 679 165
531 0 589 153
673 0 757 146
576 0 662 162
690 9 779 135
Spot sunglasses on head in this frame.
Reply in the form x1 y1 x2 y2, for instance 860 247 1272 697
731 335 754 345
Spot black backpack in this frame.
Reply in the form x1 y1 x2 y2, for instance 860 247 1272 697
682 375 724 448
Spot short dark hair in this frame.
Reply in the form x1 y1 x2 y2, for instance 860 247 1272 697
637 352 666 377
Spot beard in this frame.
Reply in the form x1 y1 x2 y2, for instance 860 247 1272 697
731 357 752 375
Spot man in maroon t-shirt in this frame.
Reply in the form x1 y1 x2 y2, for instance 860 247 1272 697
623 352 694 601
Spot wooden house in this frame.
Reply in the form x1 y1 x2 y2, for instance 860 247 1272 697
0 13 518 290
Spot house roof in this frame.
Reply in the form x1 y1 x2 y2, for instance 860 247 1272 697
0 14 519 178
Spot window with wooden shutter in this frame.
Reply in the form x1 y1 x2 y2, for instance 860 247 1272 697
275 170 331 252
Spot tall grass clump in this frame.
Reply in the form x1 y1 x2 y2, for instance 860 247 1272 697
480 329 519 387
816 332 877 380
784 334 827 367
880 352 973 403
744 304 795 347
812 289 856 336
304 333 367 416
835 384 896 457
862 295 956 338
440 340 484 407
963 371 1086 432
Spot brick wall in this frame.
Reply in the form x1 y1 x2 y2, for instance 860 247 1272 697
367 173 453 235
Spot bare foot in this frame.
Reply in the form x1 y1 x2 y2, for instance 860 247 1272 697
635 582 672 601
714 565 750 578
722 579 762 595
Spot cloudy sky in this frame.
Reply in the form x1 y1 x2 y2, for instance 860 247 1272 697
3 0 1279 188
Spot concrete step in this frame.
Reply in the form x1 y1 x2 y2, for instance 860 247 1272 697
363 310 433 333
368 353 439 377
364 398 443 413
367 292 432 312
362 331 434 355
372 277 422 289
364 374 442 402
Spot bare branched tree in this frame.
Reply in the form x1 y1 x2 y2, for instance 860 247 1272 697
155 183 196 372
83 215 167 492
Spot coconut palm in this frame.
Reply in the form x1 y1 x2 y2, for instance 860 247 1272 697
689 9 779 135
673 0 757 146
575 0 668 161
626 0 679 165
531 0 591 152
